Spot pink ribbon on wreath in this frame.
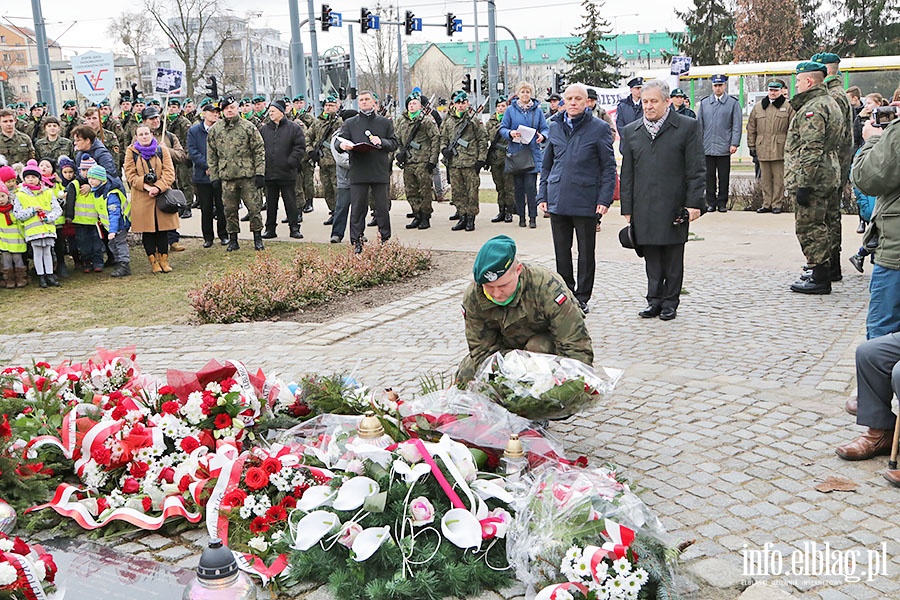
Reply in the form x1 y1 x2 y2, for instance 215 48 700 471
389 439 466 509
534 582 589 600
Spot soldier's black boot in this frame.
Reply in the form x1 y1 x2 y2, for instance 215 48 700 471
790 264 831 295
303 200 314 213
449 211 460 221
830 252 842 282
491 211 505 223
226 233 240 252
289 226 304 239
261 227 277 239
465 215 476 231
451 215 467 231
406 212 421 229
253 231 265 251
418 213 431 230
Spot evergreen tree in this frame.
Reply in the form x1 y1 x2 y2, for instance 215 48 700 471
565 1 623 87
796 0 838 58
674 0 736 65
834 0 900 57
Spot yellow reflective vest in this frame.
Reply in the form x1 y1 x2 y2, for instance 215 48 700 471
17 189 58 240
0 210 26 253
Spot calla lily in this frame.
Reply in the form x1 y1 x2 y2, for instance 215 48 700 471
441 508 482 549
295 485 336 511
351 525 391 561
393 459 431 484
290 510 340 551
471 479 514 504
333 476 380 511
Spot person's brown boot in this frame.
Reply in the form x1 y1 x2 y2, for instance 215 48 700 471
149 254 162 274
835 428 893 460
883 469 900 487
158 253 173 273
2 268 14 289
845 397 858 415
14 266 27 288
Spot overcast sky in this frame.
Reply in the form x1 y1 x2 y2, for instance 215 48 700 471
5 0 684 57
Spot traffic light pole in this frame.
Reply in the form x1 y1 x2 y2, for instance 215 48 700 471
421 22 522 79
396 7 404 113
486 0 499 113
306 0 323 109
289 1 307 99
472 0 481 107
348 24 359 110
31 0 57 115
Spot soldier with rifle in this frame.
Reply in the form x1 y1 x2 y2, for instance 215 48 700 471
485 95 514 223
306 94 344 225
439 90 488 231
396 91 440 230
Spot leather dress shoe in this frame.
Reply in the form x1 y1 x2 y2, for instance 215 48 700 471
835 428 893 460
772 208 782 214
717 206 728 213
883 470 900 487
845 397 858 416
639 305 662 318
202 239 214 248
659 307 677 321
757 207 771 213
705 205 716 213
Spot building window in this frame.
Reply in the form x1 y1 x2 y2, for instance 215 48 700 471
0 36 5 43
1 54 9 62
160 61 170 68
21 85 28 93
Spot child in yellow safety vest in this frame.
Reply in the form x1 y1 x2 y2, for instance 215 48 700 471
68 156 105 273
55 156 78 277
13 160 62 288
0 184 28 288
86 165 131 277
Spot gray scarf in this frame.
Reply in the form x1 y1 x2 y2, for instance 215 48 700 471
643 107 671 139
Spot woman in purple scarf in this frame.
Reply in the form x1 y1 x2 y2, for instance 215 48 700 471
123 125 179 273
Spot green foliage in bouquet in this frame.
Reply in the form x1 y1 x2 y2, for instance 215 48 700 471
283 463 513 600
485 376 597 421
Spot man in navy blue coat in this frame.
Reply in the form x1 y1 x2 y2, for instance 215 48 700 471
537 83 617 314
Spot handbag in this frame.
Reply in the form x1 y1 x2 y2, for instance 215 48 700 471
155 188 187 214
504 108 538 174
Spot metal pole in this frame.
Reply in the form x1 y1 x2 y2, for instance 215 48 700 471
0 81 6 107
472 0 481 106
31 0 57 115
503 46 508 95
249 32 258 95
396 7 404 114
306 0 322 110
348 24 358 110
289 0 305 96
486 0 499 113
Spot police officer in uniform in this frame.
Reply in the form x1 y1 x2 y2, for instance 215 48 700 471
670 88 696 118
439 90 488 231
396 91 439 230
306 94 343 224
485 95 514 223
784 61 844 294
456 235 594 384
207 96 267 252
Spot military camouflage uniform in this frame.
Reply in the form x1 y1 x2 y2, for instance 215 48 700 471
784 83 843 267
166 114 196 207
99 128 121 169
825 75 854 259
396 111 439 218
439 111 488 216
294 110 316 209
0 129 35 165
306 113 343 212
35 136 74 163
485 113 514 216
207 115 266 234
61 115 83 139
17 116 43 140
120 113 139 148
456 263 594 384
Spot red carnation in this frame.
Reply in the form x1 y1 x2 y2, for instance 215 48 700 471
131 422 147 437
0 415 11 438
220 378 237 392
93 445 112 466
265 505 287 522
35 362 50 369
38 553 57 583
130 461 149 479
12 537 29 556
158 467 176 484
34 376 49 392
161 401 180 415
157 385 176 396
294 482 310 497
261 457 282 475
180 437 201 453
122 478 140 494
142 496 153 512
289 401 311 418
178 475 192 493
280 496 297 509
109 390 123 401
244 467 270 491
96 497 109 514
111 406 126 421
199 430 216 450
214 414 232 430
222 489 247 508
2 389 18 399
249 516 270 533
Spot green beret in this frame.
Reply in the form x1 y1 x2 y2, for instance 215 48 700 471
240 97 251 106
16 102 26 109
62 100 77 109
810 52 822 62
452 90 469 103
497 94 509 103
293 94 305 101
199 97 212 107
252 95 266 103
134 97 145 104
795 61 827 76
168 98 181 106
184 97 194 104
818 52 840 64
325 94 339 104
473 235 517 284
148 99 161 106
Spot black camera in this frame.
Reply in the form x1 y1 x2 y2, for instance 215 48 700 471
873 106 899 128
143 171 158 184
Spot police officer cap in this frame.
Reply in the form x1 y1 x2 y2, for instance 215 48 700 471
547 93 561 101
670 87 687 97
816 52 841 65
711 74 728 84
451 90 468 103
766 80 785 89
473 235 517 285
62 100 77 109
405 91 421 108
293 94 305 102
168 98 181 107
795 61 827 75
627 77 643 88
587 88 598 100
252 95 266 103
220 96 238 109
141 106 161 120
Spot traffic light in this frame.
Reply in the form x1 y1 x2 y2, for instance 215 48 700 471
349 87 358 100
360 7 371 33
446 12 456 37
339 87 347 100
321 4 332 31
462 74 472 93
205 76 218 99
404 10 415 36
554 72 567 94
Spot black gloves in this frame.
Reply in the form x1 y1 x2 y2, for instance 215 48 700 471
473 160 486 171
254 175 265 189
749 148 757 158
483 162 491 171
425 162 436 174
441 148 454 161
796 187 811 208
308 150 320 163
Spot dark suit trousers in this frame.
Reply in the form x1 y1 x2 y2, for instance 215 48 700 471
196 182 226 242
855 333 900 430
643 244 685 310
705 155 731 208
550 214 597 303
350 183 390 244
265 180 300 231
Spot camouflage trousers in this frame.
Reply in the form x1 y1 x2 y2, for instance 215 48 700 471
794 192 830 266
297 160 315 206
319 162 337 212
449 167 481 216
175 164 194 205
489 161 514 213
222 177 263 234
403 163 435 217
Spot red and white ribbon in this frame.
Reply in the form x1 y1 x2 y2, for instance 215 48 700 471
534 582 589 600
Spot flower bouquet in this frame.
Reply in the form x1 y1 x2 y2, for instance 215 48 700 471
0 533 57 599
469 350 622 420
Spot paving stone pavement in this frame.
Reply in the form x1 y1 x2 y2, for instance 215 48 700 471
2 210 897 599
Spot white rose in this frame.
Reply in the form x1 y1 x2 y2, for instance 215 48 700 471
0 562 17 585
0 539 14 552
247 536 269 553
408 496 435 526
396 443 423 464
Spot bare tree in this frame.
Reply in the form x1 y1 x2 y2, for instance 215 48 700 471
107 13 158 92
144 0 231 97
357 2 399 99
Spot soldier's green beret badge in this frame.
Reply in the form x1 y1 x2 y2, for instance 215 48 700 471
474 235 517 285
